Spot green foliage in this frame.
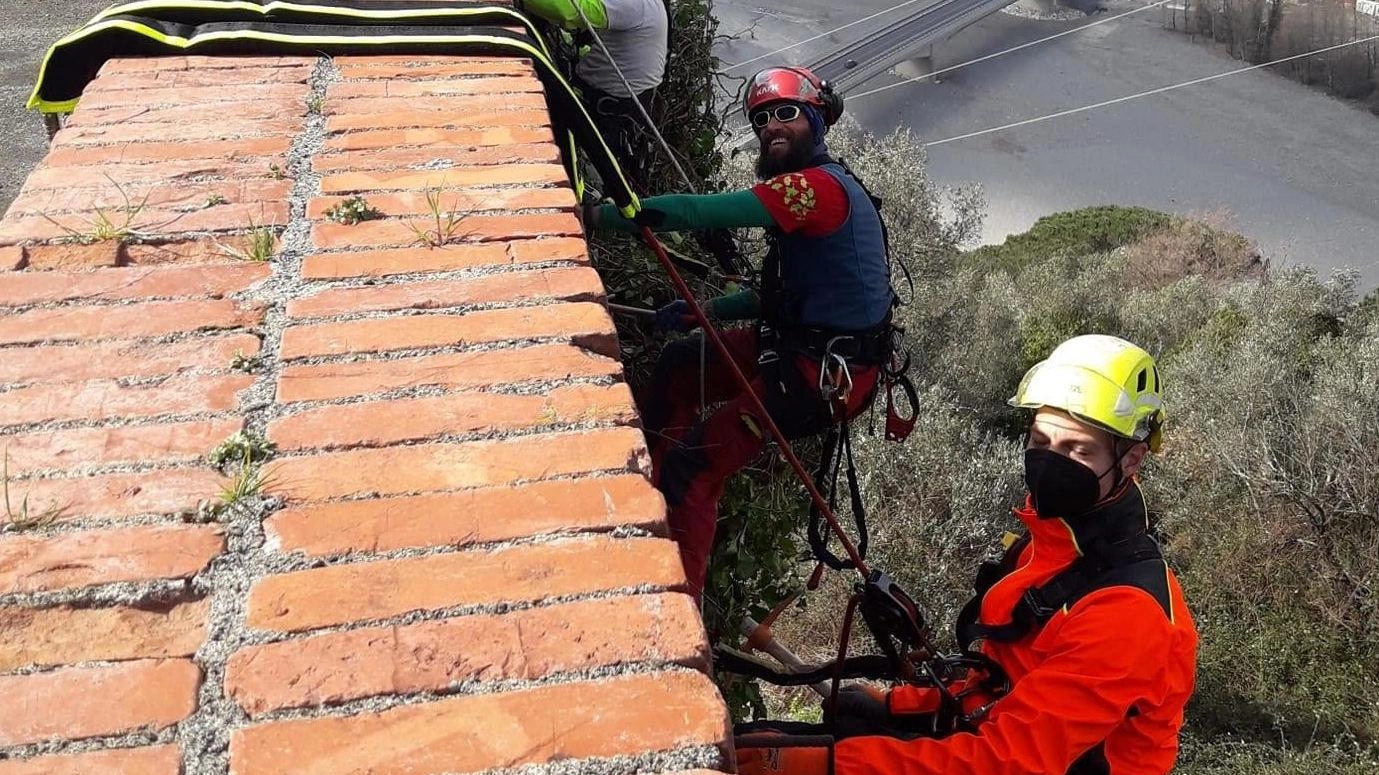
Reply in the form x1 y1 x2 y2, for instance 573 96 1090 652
408 187 472 248
209 431 277 468
964 205 1172 276
324 195 382 225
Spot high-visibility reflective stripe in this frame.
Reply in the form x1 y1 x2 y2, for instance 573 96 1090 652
86 1 551 57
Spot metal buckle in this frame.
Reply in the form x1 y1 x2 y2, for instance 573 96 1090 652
818 336 855 408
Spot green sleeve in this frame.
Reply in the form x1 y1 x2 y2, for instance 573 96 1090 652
522 0 608 29
596 189 774 233
707 290 761 321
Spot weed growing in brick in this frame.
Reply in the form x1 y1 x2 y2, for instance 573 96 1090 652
324 195 383 225
1 451 69 531
210 431 277 467
219 219 278 262
230 349 264 373
305 94 325 114
41 177 154 244
204 193 228 208
216 449 281 511
268 162 286 180
407 186 473 248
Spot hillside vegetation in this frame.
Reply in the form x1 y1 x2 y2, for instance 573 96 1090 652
717 123 1379 774
590 3 1379 771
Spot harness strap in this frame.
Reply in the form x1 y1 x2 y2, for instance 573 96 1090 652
808 412 868 571
956 532 1167 651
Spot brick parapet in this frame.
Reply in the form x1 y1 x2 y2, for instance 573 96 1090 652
0 53 729 775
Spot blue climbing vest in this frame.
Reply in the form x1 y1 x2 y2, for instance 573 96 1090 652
767 161 894 333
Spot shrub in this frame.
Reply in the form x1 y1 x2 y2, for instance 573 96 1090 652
963 205 1171 276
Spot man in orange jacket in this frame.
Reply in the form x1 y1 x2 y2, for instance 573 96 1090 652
735 334 1199 775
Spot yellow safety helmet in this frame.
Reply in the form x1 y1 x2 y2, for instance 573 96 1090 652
1009 334 1166 452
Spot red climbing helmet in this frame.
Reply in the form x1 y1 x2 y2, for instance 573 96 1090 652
744 66 843 125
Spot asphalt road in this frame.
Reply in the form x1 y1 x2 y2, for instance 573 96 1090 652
0 1 105 214
718 0 1379 287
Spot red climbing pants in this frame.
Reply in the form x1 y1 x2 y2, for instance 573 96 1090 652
637 328 879 600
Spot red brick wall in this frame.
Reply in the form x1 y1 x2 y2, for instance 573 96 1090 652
0 54 729 774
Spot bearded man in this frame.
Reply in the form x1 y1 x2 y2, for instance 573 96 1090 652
582 66 896 600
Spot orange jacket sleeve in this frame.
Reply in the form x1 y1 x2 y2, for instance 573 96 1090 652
835 587 1178 775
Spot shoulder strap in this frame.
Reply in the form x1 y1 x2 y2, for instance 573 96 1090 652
957 532 1169 650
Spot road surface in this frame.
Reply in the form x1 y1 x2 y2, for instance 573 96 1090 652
717 0 1379 287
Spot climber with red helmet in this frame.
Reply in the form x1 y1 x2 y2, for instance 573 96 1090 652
582 66 900 601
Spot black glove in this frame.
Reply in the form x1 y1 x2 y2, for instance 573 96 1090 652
828 683 890 725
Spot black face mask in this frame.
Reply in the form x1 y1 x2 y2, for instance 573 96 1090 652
1024 448 1115 519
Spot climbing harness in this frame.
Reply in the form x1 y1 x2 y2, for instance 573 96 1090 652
28 0 642 217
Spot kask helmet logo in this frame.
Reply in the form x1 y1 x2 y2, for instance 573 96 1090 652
744 66 843 125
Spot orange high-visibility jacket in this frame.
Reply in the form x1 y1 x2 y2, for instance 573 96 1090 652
834 484 1198 775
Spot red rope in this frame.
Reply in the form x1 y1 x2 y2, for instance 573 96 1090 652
637 226 870 577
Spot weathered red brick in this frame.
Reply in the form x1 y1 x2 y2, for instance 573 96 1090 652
7 181 292 218
266 427 648 503
318 165 567 195
20 242 124 271
298 243 512 280
267 383 634 450
66 100 301 131
43 136 290 168
3 333 259 385
0 203 291 244
277 301 615 359
2 246 23 270
90 64 312 89
0 745 182 775
0 299 262 346
0 659 201 746
21 158 280 192
312 212 579 249
311 143 556 173
0 468 227 523
229 671 726 775
308 187 572 221
0 374 252 426
0 264 268 307
53 118 303 147
265 474 663 557
1 419 242 476
332 54 520 67
0 598 209 672
75 82 306 111
333 60 533 80
275 342 621 403
0 524 223 595
248 535 683 632
98 55 309 75
508 236 590 264
286 266 601 319
327 107 548 133
322 125 551 153
328 77 539 100
324 92 546 118
125 238 278 266
227 593 704 715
